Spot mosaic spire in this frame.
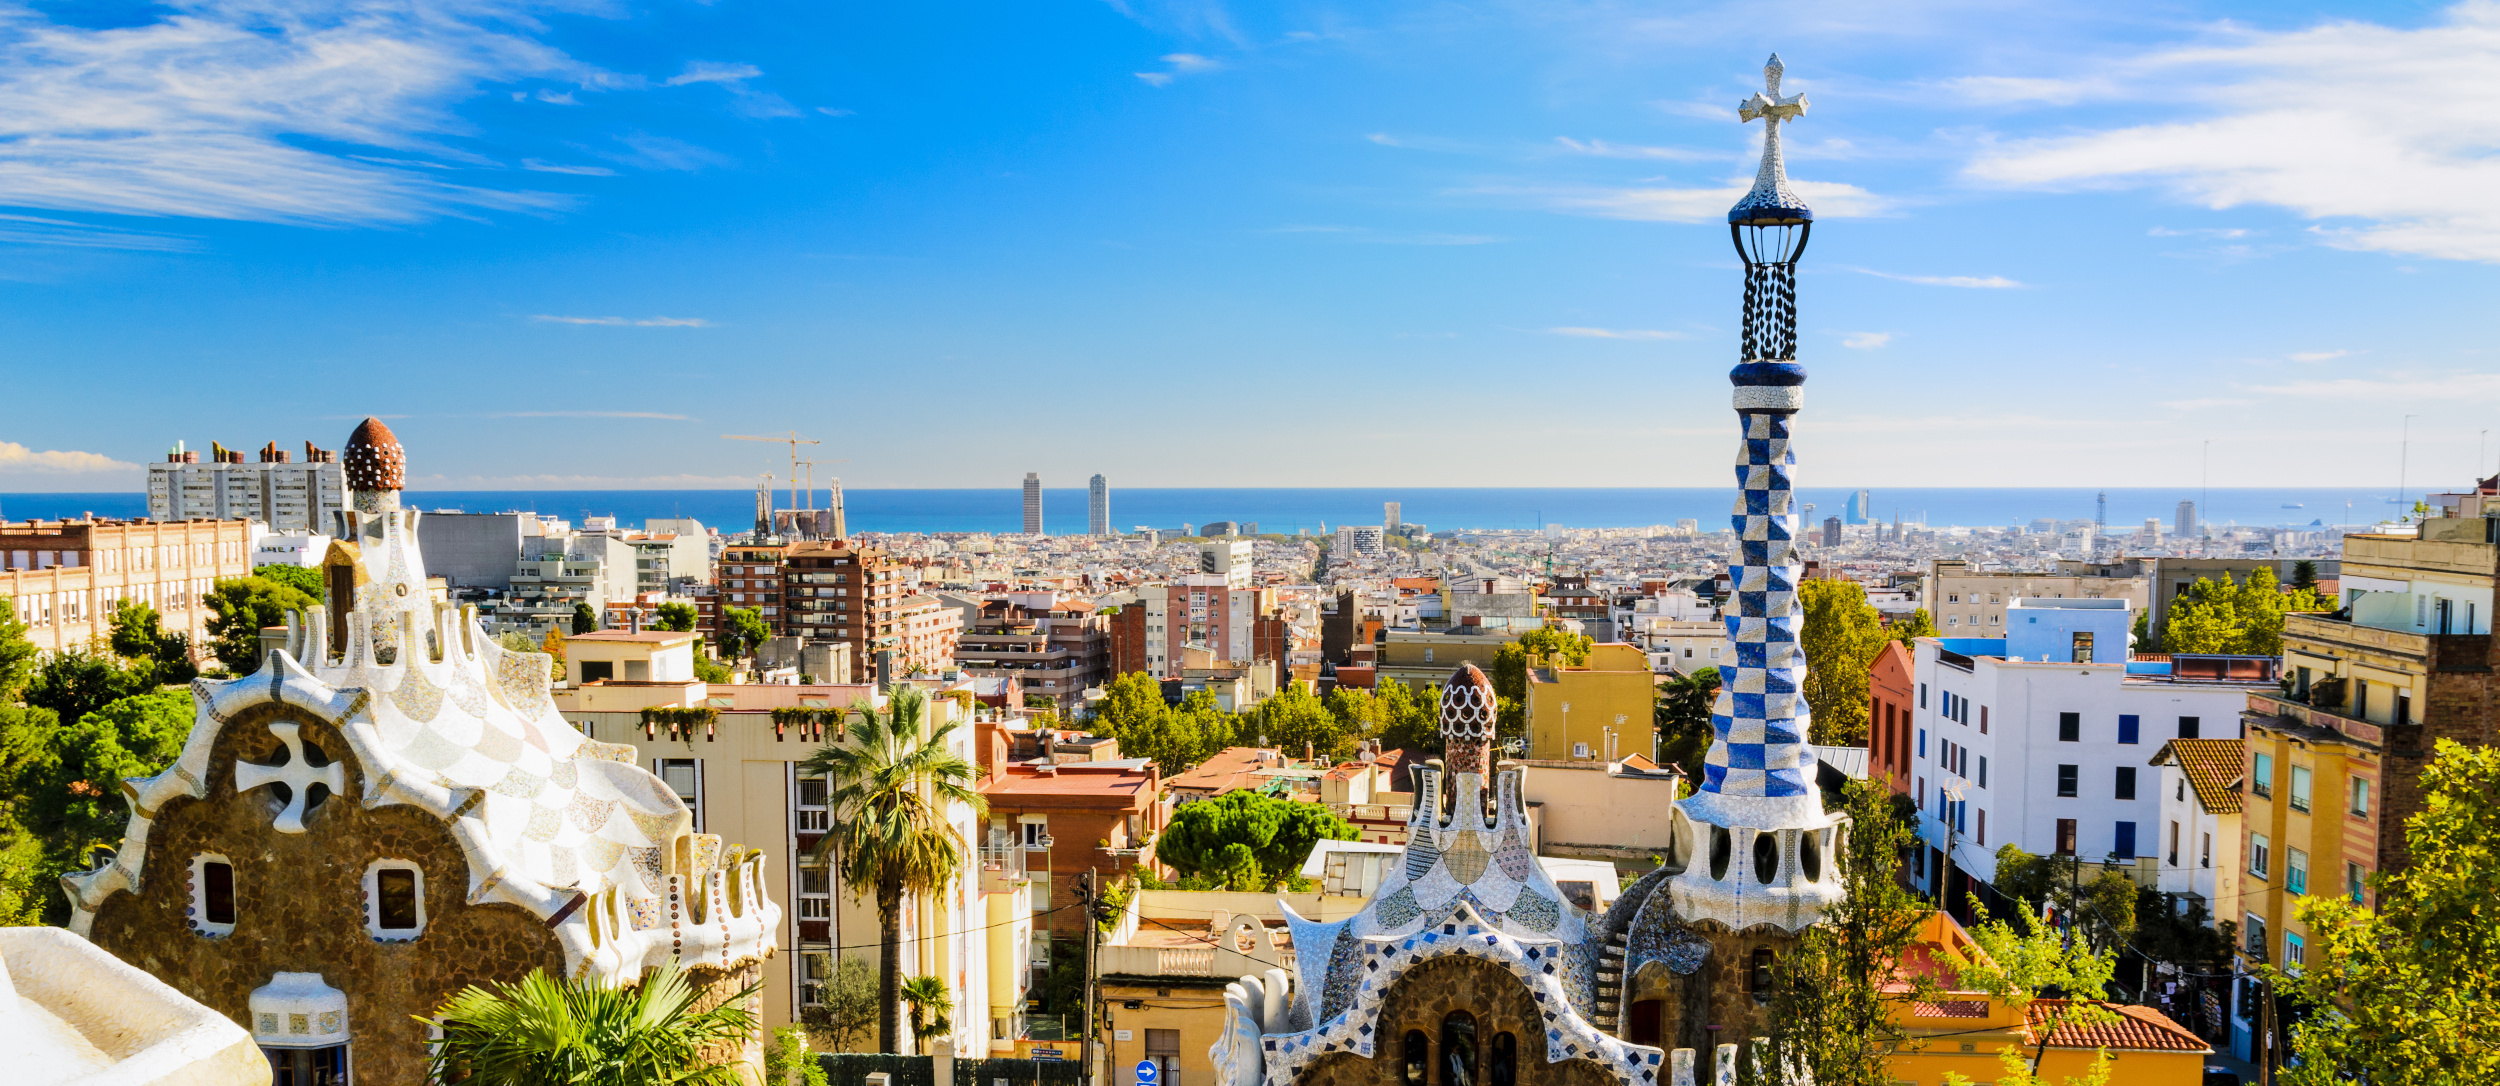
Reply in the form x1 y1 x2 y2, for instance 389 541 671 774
1669 54 1841 933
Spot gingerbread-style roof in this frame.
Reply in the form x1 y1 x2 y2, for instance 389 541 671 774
342 417 404 490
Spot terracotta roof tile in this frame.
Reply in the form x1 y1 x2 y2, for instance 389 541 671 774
2149 738 2244 814
2025 1001 2210 1053
1911 1000 1990 1018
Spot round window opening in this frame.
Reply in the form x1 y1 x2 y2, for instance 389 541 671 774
1800 827 1824 882
1752 831 1780 885
1708 826 1732 880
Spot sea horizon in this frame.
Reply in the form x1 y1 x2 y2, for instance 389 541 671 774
0 486 2415 537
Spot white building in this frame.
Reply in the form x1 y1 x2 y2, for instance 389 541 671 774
1333 524 1384 558
147 441 345 533
1907 598 2278 903
252 529 332 568
2148 737 2245 918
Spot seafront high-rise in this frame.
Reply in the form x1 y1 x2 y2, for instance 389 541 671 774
1088 474 1110 536
1023 473 1044 535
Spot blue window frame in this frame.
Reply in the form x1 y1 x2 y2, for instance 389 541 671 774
1917 729 1926 758
2114 821 2138 859
2118 714 2140 745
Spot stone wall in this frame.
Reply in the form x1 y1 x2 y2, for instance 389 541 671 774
89 700 566 1085
1619 924 1793 1068
1292 956 1623 1086
2391 632 2500 875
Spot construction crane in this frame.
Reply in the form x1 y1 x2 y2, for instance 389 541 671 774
723 432 819 515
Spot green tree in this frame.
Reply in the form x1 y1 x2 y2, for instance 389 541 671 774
797 688 985 1052
898 975 954 1055
108 598 197 686
24 648 151 728
424 962 759 1086
764 1025 833 1086
1765 780 1938 1086
1992 844 2137 955
1799 579 1886 745
655 602 698 632
799 956 878 1052
1325 684 1386 739
2129 606 2151 651
2289 559 2320 592
1516 625 1593 665
1157 789 1356 891
1654 667 1718 784
693 654 734 684
0 599 40 699
1887 608 1938 645
719 606 770 660
252 563 325 602
1249 683 1348 762
571 601 599 635
0 691 193 923
1373 679 1440 754
2162 569 2328 656
1094 672 1168 734
1951 898 2121 1083
202 574 317 674
1488 628 1595 741
2275 739 2500 1086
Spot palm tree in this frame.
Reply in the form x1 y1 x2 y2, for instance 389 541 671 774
424 963 758 1086
799 685 986 1053
898 974 955 1055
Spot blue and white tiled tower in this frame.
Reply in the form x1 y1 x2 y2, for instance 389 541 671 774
1667 54 1845 934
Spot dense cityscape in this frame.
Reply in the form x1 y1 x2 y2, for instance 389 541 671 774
2 9 2493 1086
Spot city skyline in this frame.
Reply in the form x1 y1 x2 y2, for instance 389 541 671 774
2 1 2497 492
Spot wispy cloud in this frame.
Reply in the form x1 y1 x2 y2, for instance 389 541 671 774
816 107 855 117
1486 178 1890 223
2242 371 2500 402
1842 331 1893 349
663 61 797 117
0 441 135 473
1545 326 1688 340
530 315 713 327
2149 226 2253 238
2288 349 2352 363
487 411 693 420
0 0 598 225
1964 2 2500 262
2160 397 2257 411
1550 136 1723 162
0 212 197 251
1136 53 1220 86
1847 267 2025 289
521 160 617 177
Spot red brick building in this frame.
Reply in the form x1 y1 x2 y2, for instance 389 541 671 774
706 542 787 637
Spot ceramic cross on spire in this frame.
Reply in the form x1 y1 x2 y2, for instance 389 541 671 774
237 721 347 834
1729 54 1811 226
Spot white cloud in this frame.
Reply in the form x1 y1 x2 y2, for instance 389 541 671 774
663 61 795 117
1546 326 1688 340
1841 331 1892 349
816 107 855 117
530 315 713 327
0 211 196 251
2149 226 2253 238
1965 2 2500 262
2288 349 2352 362
1847 267 2024 289
1495 177 1891 223
0 0 604 225
521 160 615 176
1137 53 1220 86
2243 371 2500 402
667 62 762 87
0 440 134 473
1552 137 1723 162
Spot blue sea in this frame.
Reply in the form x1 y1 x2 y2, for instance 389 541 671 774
0 486 2410 535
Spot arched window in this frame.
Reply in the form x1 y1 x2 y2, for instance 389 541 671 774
1403 1031 1428 1086
1441 1011 1477 1086
1752 831 1780 885
1489 1032 1517 1086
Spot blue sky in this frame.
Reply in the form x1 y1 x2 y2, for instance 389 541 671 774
3 0 2498 492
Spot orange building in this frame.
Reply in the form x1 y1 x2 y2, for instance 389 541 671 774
1885 913 2211 1085
1867 639 1916 795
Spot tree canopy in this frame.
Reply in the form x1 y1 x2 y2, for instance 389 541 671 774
1767 780 1937 1086
1158 789 1356 891
654 602 697 632
1887 608 1938 645
2161 568 2329 656
1249 682 1352 762
108 599 196 687
202 574 318 673
252 563 325 602
1654 667 1718 783
1090 674 1239 776
1799 579 1886 745
2276 739 2500 1086
718 605 770 660
0 689 193 923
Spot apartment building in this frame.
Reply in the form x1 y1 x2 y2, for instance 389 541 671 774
492 531 636 635
975 752 1166 962
1108 576 1278 679
1867 640 1915 796
782 541 963 673
954 595 1111 714
146 439 344 533
710 542 788 635
0 517 255 654
555 652 998 1050
1373 626 1520 689
1905 599 2278 920
2147 738 2244 932
1920 559 2150 636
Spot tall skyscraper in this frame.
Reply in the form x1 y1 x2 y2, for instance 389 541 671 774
1672 54 1840 933
1023 473 1044 535
1088 474 1109 536
1845 488 1871 525
1384 501 1401 531
2175 499 2199 541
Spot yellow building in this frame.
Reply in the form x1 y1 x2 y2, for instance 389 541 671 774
1373 627 1519 688
1523 642 1656 762
1885 913 2211 1086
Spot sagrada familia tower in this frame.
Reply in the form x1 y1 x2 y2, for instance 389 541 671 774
1211 56 1845 1086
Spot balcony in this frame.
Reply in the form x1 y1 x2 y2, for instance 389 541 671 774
2246 691 2398 751
2286 612 2428 661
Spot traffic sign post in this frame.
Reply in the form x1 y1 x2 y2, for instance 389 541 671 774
1136 1061 1159 1085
